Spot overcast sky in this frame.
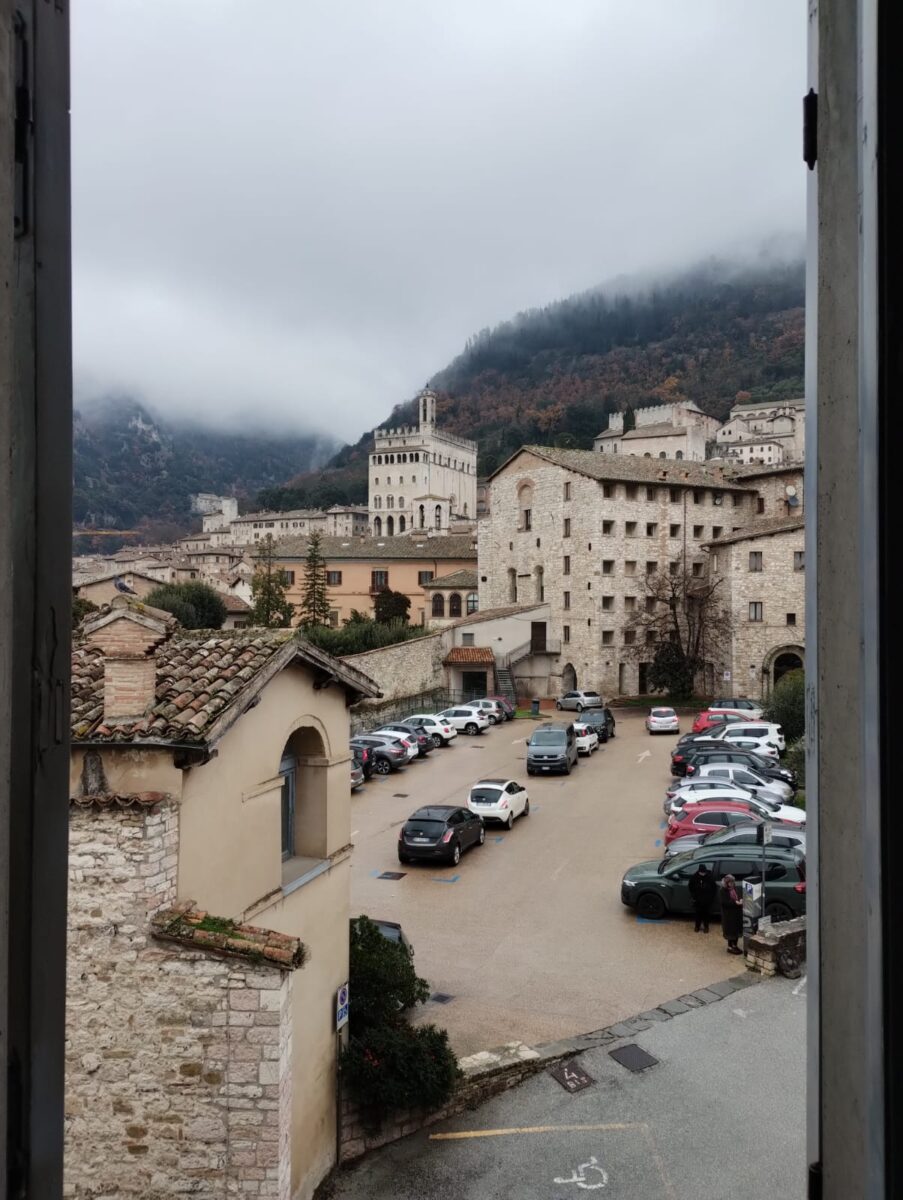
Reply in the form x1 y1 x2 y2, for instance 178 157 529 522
72 1 806 440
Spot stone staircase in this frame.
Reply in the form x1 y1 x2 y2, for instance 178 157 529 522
494 666 517 707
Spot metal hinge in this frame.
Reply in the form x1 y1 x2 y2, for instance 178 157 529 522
808 1161 822 1199
803 88 818 171
14 9 32 238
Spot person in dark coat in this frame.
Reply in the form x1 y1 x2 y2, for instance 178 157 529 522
688 864 717 932
720 873 743 954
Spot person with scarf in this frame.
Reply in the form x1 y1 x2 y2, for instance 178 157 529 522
720 873 743 954
688 863 717 932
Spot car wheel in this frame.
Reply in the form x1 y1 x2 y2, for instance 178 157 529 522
431 734 443 749
576 703 583 713
375 759 391 775
465 722 478 735
505 812 514 830
636 892 666 919
523 798 530 815
488 715 498 725
398 853 409 865
451 842 461 865
526 768 534 776
477 826 485 845
555 701 562 710
765 901 794 923
564 761 571 776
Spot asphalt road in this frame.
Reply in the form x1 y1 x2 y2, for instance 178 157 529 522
351 711 733 1056
332 974 807 1200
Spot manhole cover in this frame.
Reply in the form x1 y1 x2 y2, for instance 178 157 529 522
378 871 406 881
430 993 454 1005
608 1044 659 1072
550 1061 594 1093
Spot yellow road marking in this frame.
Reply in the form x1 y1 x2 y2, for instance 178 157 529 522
430 1123 638 1141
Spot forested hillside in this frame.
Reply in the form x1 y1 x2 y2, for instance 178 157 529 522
263 259 804 510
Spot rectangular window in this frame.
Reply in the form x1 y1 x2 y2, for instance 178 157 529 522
601 595 614 611
462 632 475 646
564 482 572 501
523 509 532 531
646 560 657 575
603 560 615 575
748 552 763 572
693 525 704 539
329 609 340 628
757 497 766 514
786 613 797 626
733 494 743 507
669 488 680 502
645 630 657 644
563 625 571 644
712 553 719 572
327 570 343 585
603 484 614 498
692 562 704 577
624 595 636 611
645 596 656 613
563 591 571 610
646 522 658 537
563 555 571 575
625 485 638 500
794 551 805 571
669 524 680 538
417 570 433 586
603 520 614 534
280 761 295 861
669 561 679 576
623 629 636 645
602 630 614 645
712 526 723 539
749 601 764 622
625 521 637 537
371 570 389 591
624 560 636 575
693 490 703 505
280 570 295 585
563 517 571 538
646 486 656 501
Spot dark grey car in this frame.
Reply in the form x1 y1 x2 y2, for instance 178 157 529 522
398 805 485 866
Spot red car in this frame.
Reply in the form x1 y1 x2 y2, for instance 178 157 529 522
664 800 763 845
691 711 747 735
486 695 516 720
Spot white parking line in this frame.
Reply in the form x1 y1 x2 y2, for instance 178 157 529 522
351 830 359 837
792 974 807 996
511 737 524 744
636 750 651 764
550 859 570 881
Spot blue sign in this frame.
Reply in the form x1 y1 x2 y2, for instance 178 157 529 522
336 983 349 1031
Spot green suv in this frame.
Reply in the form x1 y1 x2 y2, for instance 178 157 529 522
620 844 806 922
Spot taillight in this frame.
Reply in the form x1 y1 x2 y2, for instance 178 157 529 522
674 754 684 762
441 830 454 843
398 829 404 841
794 882 806 893
686 766 695 775
500 799 508 809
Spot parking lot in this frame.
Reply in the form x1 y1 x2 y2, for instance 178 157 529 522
351 710 731 1056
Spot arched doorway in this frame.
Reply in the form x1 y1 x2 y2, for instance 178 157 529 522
418 504 425 529
386 515 394 536
398 515 406 533
373 516 382 536
764 645 805 695
279 725 327 862
561 662 577 692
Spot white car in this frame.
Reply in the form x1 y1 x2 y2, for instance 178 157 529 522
692 762 793 803
709 721 786 753
363 731 418 764
466 778 530 829
460 699 505 725
646 706 680 735
671 791 805 828
437 707 490 735
662 781 760 816
404 713 458 746
708 698 765 720
718 732 781 759
573 723 600 755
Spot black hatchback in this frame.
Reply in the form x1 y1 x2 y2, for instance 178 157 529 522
398 806 485 866
581 707 616 742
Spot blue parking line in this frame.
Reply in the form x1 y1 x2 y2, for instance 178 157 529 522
654 839 662 847
659 821 667 830
432 875 460 884
494 836 505 844
636 915 671 924
369 869 382 877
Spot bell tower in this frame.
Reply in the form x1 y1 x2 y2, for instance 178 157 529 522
419 386 436 432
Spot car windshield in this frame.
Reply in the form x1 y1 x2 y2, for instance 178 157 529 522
659 850 695 873
405 820 445 835
470 787 503 802
531 731 565 746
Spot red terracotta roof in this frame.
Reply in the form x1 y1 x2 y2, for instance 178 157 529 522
443 646 495 666
151 901 307 969
221 592 250 611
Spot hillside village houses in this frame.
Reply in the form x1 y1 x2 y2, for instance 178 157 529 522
593 401 721 460
66 597 380 1199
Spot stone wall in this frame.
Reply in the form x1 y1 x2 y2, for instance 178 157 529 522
65 801 294 1199
343 632 444 708
746 916 806 976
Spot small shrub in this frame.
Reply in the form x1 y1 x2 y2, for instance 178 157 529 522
763 669 805 743
341 1024 461 1119
348 916 429 1034
784 738 806 789
145 582 227 629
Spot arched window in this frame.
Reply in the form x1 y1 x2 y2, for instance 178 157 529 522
507 568 517 603
435 505 442 529
373 516 382 536
418 505 425 529
518 481 534 531
279 726 328 861
463 502 468 516
387 516 394 536
643 452 652 458
373 496 382 509
449 593 462 618
432 593 445 618
676 450 684 460
398 515 406 532
398 496 405 508
401 453 407 463
659 451 666 459
413 453 419 462
386 495 394 509
534 565 544 602
466 592 478 614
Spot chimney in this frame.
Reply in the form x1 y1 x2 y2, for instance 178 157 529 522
83 596 172 721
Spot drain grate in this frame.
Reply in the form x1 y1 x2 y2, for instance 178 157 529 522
377 871 406 881
430 992 454 1005
608 1044 659 1073
392 793 409 798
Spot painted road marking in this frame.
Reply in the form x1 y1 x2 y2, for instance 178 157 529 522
430 1122 637 1141
511 737 524 744
637 750 652 764
792 974 807 996
368 869 381 877
550 859 569 881
654 839 662 847
494 836 505 844
432 875 460 884
659 821 667 830
554 1155 609 1190
351 830 360 837
636 915 670 924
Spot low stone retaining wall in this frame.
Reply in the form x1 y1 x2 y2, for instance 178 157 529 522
746 916 806 976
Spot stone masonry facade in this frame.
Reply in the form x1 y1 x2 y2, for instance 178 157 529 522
65 800 294 1199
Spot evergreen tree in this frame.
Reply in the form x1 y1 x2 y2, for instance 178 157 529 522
298 532 331 627
145 581 227 629
249 535 295 628
373 588 410 625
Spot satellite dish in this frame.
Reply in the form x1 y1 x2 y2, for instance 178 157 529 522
785 484 797 497
787 495 800 508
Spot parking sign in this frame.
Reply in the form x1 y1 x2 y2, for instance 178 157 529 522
336 983 349 1031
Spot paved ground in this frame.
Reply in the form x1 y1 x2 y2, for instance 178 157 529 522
351 711 732 1056
332 974 807 1200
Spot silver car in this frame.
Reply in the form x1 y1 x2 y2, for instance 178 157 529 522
665 821 807 857
461 699 505 725
692 762 793 803
363 731 418 764
663 780 758 816
555 689 603 713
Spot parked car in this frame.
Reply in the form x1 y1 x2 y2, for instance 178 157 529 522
671 790 806 827
665 821 807 858
690 762 795 803
691 710 747 734
461 698 507 724
573 723 600 755
581 707 616 741
437 707 490 735
351 743 374 780
371 918 413 955
621 844 807 922
677 745 798 788
350 762 365 791
486 695 516 720
466 778 530 828
707 721 786 753
397 805 485 865
556 689 603 712
663 781 765 816
350 736 407 775
363 731 418 764
526 722 579 775
404 713 458 747
708 697 765 719
664 800 764 845
646 706 680 735
374 723 434 758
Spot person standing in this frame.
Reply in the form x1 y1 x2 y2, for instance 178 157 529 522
720 873 743 954
688 864 716 932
